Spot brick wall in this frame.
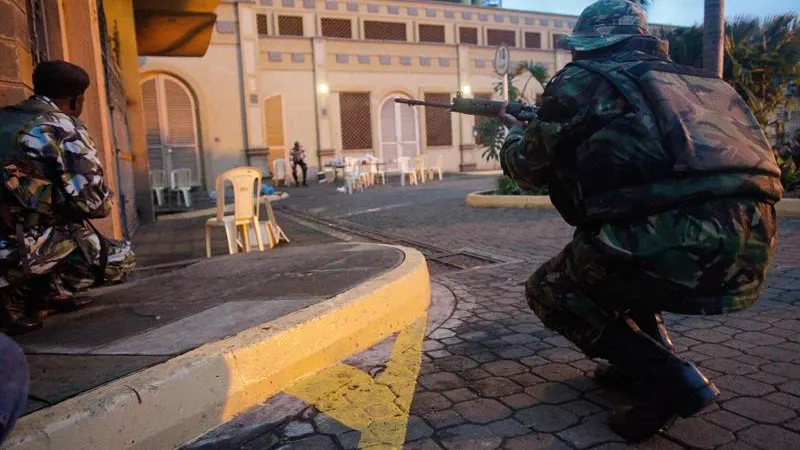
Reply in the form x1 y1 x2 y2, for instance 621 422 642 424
0 0 33 106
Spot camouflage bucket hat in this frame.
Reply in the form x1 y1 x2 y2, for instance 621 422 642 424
561 0 649 52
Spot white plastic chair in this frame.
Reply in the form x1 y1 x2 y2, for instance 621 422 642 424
344 163 365 194
272 158 288 187
259 195 290 248
170 168 193 207
369 162 387 185
398 157 418 186
204 166 265 257
149 170 167 206
428 154 444 181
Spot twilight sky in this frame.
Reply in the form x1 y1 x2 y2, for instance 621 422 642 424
501 0 800 26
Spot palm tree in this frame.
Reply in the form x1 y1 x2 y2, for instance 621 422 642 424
704 0 725 77
479 61 550 162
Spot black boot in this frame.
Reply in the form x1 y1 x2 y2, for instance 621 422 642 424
594 317 719 442
1 289 43 336
594 312 674 388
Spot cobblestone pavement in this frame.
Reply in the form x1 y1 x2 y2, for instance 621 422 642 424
188 176 800 449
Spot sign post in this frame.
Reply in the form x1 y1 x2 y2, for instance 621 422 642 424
494 45 510 101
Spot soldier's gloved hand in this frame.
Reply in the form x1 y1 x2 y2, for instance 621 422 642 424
498 102 523 128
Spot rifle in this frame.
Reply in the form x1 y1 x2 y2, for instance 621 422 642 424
395 92 538 122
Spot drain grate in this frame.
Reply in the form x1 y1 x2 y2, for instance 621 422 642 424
277 206 503 275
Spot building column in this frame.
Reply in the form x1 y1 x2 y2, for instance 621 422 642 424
236 3 266 160
63 0 123 239
457 44 477 172
112 0 154 225
313 38 332 168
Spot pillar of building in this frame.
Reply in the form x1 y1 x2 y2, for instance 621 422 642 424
457 44 477 172
312 38 333 168
237 2 265 151
62 0 123 239
108 0 154 225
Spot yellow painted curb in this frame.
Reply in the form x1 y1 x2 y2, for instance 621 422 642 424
465 190 555 210
467 191 800 217
7 245 430 450
775 198 800 217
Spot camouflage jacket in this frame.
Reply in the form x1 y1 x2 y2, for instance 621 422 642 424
500 36 783 226
0 96 113 279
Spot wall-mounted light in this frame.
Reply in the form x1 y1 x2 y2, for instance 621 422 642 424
462 85 472 96
318 83 330 94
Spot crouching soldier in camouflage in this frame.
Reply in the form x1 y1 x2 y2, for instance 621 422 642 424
0 61 135 335
499 0 782 442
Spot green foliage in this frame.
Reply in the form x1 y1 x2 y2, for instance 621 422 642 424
496 175 521 195
778 155 800 189
476 117 507 162
478 61 551 162
664 14 800 140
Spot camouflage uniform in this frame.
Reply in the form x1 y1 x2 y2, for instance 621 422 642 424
500 1 782 357
0 96 135 309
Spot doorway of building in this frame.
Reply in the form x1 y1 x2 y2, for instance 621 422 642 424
140 74 202 185
379 94 420 168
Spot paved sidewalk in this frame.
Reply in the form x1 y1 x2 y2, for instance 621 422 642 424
187 177 800 450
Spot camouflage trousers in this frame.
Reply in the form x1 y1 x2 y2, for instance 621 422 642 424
1 224 135 304
525 198 777 356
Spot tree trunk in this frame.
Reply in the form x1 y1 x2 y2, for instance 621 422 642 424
703 0 725 77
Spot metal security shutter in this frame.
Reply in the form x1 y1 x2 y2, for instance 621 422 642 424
141 78 164 172
163 77 201 184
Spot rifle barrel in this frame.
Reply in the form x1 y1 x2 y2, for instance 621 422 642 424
394 98 453 109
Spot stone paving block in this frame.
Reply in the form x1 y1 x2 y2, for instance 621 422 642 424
780 380 800 396
427 350 453 359
454 398 512 424
411 392 453 415
685 328 731 343
470 377 523 397
764 391 800 410
437 423 502 450
434 355 479 372
499 393 537 410
404 439 445 450
723 397 796 423
664 417 734 449
531 363 584 382
461 368 492 381
584 388 633 410
725 318 772 331
442 388 478 403
744 345 798 362
736 331 786 346
786 417 800 431
715 443 760 450
634 435 687 450
419 372 467 391
486 418 530 437
273 434 338 449
405 415 435 441
702 410 755 432
763 362 800 379
509 372 545 387
424 410 466 430
482 360 528 377
493 346 538 359
740 424 800 450
714 374 776 396
283 421 314 438
557 422 623 449
525 382 580 404
519 355 549 368
499 333 540 345
700 358 759 375
538 347 586 363
513 404 578 432
502 434 572 450
561 399 605 417
694 343 743 359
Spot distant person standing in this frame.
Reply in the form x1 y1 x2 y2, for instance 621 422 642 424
290 141 308 187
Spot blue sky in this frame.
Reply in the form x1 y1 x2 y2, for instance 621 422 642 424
502 0 800 26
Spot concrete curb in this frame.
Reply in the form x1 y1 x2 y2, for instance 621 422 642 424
7 245 430 450
466 191 800 217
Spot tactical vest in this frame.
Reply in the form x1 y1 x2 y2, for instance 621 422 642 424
0 98 57 165
550 52 783 224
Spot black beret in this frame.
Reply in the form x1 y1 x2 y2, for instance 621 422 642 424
32 60 91 99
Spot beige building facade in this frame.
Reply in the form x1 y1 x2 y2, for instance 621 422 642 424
139 0 673 189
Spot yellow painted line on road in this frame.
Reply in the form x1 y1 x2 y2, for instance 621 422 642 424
286 314 428 449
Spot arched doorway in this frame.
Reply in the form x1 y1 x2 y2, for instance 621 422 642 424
140 74 202 185
379 94 420 166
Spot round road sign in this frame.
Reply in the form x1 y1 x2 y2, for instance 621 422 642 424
494 45 510 75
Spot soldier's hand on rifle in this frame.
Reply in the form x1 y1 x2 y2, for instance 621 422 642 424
498 103 523 128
